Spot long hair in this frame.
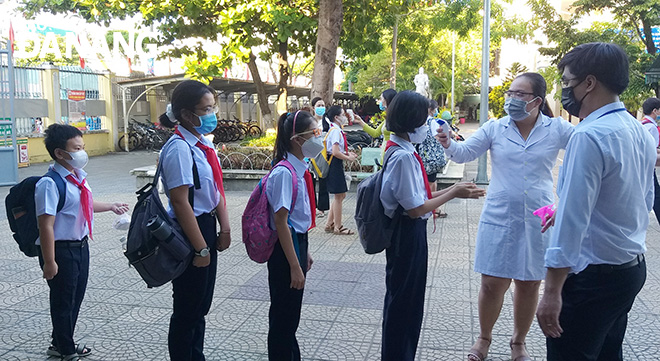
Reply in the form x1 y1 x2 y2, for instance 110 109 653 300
273 110 315 163
516 72 553 117
159 80 215 128
322 105 343 132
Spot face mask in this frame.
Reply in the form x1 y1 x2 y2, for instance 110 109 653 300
315 106 325 117
379 103 386 111
561 81 588 118
408 124 429 144
194 113 218 134
63 150 89 169
433 110 439 117
301 135 324 158
504 97 537 121
336 115 348 126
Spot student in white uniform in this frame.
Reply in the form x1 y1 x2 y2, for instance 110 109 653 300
310 97 329 217
437 73 574 361
380 90 485 361
641 97 660 225
322 105 358 235
158 80 231 361
36 124 129 361
266 110 322 360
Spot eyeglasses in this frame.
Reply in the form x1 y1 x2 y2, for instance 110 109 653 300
196 105 219 115
504 90 535 99
560 77 580 87
297 128 322 138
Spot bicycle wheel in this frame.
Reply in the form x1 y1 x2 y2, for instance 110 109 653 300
118 134 139 151
247 124 262 137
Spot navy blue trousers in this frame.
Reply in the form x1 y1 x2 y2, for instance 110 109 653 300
653 172 660 225
547 259 646 361
267 233 309 361
38 238 90 357
168 213 218 361
382 216 428 361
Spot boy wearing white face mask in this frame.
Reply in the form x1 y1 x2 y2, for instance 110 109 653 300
35 124 129 361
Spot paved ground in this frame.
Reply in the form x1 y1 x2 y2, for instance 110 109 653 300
1 123 659 360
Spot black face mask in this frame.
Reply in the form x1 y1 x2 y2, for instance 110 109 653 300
561 80 588 118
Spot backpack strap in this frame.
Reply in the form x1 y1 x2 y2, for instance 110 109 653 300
272 159 302 263
154 136 202 209
44 170 66 212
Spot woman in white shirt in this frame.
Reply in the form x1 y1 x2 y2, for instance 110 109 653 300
437 73 574 361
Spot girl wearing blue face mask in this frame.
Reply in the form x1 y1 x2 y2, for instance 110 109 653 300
436 73 574 361
158 80 231 361
352 89 397 157
310 97 330 217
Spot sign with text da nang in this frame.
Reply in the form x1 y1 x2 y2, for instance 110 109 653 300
13 26 159 62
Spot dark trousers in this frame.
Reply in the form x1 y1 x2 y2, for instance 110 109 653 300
382 216 428 361
316 177 329 211
267 233 309 361
168 213 218 361
653 171 660 225
38 238 90 356
547 258 646 361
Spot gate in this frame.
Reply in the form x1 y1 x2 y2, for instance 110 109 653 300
0 45 18 186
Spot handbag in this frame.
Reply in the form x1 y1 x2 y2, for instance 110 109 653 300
417 118 447 175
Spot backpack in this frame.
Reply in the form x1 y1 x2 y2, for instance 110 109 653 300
641 118 660 147
5 170 66 257
354 146 403 254
417 118 447 175
124 139 200 288
309 130 334 178
242 160 298 263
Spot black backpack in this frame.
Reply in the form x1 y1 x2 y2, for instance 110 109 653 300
5 170 66 257
354 146 403 254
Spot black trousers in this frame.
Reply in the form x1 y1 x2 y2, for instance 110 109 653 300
316 177 330 211
168 213 218 361
382 216 428 361
547 258 646 361
267 233 309 361
38 238 89 357
653 171 660 225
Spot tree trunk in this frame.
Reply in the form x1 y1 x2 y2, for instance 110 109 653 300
390 15 399 89
641 19 657 55
247 51 273 130
310 0 343 105
276 40 289 116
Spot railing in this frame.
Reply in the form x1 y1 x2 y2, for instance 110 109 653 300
59 66 103 99
0 66 45 99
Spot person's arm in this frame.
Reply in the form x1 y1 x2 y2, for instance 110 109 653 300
536 267 570 338
170 185 210 267
215 194 231 252
361 121 382 138
656 148 660 167
273 208 305 290
93 201 129 214
331 143 357 161
436 121 493 163
38 214 57 280
407 182 485 218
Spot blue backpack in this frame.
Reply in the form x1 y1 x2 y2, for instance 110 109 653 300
5 170 66 257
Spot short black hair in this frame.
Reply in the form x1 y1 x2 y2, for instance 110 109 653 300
386 91 429 134
428 99 438 109
557 42 629 95
311 97 323 107
642 97 660 115
44 124 83 160
159 80 215 128
381 89 397 107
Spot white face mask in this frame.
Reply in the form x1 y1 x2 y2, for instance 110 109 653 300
301 135 324 158
408 124 429 144
63 150 89 169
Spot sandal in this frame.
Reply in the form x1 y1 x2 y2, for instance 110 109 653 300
510 340 532 361
324 224 334 233
47 344 92 358
467 336 491 361
333 226 355 236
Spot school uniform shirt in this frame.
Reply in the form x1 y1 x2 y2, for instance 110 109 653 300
545 102 655 274
159 126 221 218
34 162 91 244
325 123 345 153
444 113 574 280
380 134 431 220
266 153 312 233
641 115 659 147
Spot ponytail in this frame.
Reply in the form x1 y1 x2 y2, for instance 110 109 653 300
273 111 315 163
323 105 343 132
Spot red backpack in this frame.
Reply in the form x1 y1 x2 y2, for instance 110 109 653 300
641 118 660 147
242 160 298 263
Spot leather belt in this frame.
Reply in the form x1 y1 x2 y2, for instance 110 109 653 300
583 254 644 273
54 236 89 248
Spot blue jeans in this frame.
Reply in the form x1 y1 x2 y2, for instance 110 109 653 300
38 238 90 357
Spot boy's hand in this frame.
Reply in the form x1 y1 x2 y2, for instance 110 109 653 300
193 254 211 267
43 261 58 280
216 232 231 252
111 203 130 215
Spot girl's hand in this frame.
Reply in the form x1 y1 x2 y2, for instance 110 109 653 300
216 232 231 251
451 182 486 199
111 203 130 215
43 261 58 280
193 253 211 267
307 252 314 272
347 152 358 161
290 265 305 290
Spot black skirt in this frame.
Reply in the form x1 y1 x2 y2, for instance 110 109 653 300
326 157 348 194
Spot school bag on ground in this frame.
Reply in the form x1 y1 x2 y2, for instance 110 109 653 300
242 160 298 263
5 170 66 257
124 143 199 288
354 146 403 254
417 118 447 175
309 131 334 178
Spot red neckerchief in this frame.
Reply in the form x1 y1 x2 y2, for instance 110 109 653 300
65 174 94 240
385 140 432 199
304 170 316 230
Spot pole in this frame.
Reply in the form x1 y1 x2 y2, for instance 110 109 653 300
122 86 129 152
475 0 490 185
390 15 399 89
451 32 456 113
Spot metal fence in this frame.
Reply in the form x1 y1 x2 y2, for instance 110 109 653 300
0 66 45 99
59 66 103 100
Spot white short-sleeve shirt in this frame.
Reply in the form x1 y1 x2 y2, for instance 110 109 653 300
325 124 345 153
266 153 312 233
34 162 91 244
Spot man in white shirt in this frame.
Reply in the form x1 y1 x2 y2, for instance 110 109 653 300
641 97 660 225
536 42 656 361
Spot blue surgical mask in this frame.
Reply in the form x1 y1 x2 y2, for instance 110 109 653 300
194 113 218 134
504 97 538 121
315 106 325 117
379 103 386 111
433 110 439 117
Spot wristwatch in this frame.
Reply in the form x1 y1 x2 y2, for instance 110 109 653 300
195 247 210 257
